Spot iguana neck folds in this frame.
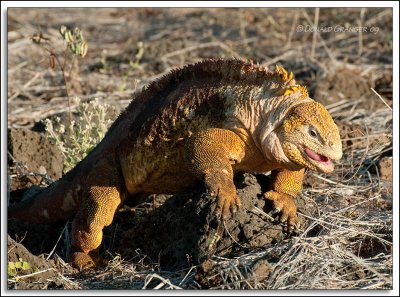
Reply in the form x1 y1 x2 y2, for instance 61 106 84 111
223 83 313 170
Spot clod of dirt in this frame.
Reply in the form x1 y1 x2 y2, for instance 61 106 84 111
120 173 312 269
251 259 273 282
8 128 64 181
378 156 392 181
194 259 222 288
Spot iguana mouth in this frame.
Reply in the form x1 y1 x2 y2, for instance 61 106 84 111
304 147 331 165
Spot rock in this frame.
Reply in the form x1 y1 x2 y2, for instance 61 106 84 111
8 128 64 182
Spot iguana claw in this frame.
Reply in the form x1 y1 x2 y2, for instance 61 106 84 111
264 190 299 232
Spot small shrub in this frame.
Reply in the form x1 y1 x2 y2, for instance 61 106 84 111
44 97 114 173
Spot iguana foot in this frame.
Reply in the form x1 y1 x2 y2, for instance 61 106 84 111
264 190 298 231
70 251 96 271
205 174 241 220
70 249 109 271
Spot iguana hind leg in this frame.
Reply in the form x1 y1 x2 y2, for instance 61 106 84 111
70 160 124 270
185 128 246 219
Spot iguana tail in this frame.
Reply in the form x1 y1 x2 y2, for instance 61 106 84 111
8 169 82 224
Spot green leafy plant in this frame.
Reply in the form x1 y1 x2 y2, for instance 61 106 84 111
58 25 88 58
44 97 114 173
8 258 31 278
32 25 88 126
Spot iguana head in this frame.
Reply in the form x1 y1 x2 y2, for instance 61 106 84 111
279 101 342 173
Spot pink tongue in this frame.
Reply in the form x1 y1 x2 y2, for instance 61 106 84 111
305 147 329 163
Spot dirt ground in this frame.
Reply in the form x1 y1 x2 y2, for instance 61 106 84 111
6 7 393 290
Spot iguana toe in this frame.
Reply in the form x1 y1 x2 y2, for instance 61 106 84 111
216 192 241 220
204 172 240 220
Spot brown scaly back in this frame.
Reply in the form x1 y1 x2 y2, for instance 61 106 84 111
102 59 310 149
130 59 300 103
125 59 304 110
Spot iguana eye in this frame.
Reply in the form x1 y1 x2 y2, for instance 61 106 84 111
309 127 318 138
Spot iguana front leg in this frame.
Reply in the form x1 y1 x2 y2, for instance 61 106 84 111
264 168 305 231
185 128 246 219
70 159 125 270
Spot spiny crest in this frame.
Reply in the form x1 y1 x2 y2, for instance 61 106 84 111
142 58 273 94
274 64 309 97
144 59 308 95
298 85 309 97
274 64 294 82
276 85 300 96
275 84 308 97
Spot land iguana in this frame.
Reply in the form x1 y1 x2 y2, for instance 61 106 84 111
8 59 342 270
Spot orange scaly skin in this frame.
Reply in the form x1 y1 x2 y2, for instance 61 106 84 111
8 59 342 270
